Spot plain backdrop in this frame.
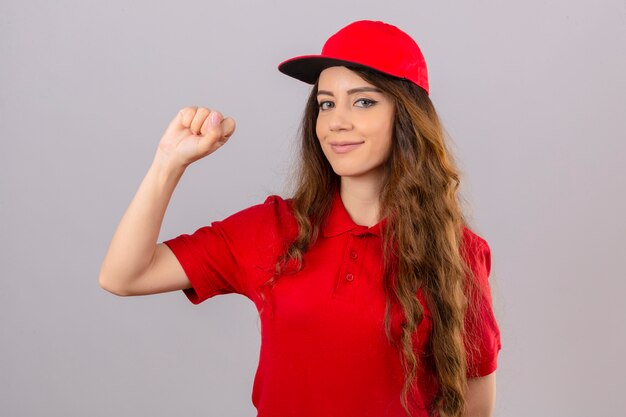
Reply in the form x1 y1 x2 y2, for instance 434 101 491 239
1 1 625 416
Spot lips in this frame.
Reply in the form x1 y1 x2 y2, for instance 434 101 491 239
329 142 364 154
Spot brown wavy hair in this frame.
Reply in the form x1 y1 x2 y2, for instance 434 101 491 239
258 66 487 417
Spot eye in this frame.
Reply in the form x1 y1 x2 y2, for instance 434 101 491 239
355 98 377 108
318 101 334 111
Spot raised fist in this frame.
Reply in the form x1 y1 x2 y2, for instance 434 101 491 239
157 106 236 168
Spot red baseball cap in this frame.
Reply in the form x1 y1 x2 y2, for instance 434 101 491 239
278 20 429 95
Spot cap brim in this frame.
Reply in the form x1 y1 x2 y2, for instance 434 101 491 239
277 55 380 84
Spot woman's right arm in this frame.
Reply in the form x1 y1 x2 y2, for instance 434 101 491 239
98 106 236 296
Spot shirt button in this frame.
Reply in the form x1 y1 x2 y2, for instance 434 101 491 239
350 250 358 259
346 273 354 281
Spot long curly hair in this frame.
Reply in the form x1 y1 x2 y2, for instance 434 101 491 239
258 66 487 417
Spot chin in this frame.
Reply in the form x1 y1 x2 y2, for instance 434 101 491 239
330 166 370 178
328 163 357 176
328 161 387 182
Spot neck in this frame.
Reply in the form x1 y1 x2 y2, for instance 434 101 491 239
339 171 385 227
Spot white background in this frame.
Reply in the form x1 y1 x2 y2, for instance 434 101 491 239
2 0 625 416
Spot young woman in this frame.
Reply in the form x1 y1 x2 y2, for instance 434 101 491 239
99 20 501 417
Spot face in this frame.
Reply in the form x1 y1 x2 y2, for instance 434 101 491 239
315 66 395 182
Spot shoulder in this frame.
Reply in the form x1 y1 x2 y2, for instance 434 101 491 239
260 194 296 221
460 225 492 281
462 225 490 252
220 194 292 219
218 194 298 240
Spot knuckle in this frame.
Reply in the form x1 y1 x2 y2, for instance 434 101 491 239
180 107 194 118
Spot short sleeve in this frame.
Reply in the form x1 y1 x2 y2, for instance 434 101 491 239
461 231 502 378
163 195 296 305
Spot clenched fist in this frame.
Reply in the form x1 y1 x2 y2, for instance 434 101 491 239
156 106 236 169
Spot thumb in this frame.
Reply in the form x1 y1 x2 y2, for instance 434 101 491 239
221 117 236 140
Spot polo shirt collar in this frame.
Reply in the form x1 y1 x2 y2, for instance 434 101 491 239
321 188 387 238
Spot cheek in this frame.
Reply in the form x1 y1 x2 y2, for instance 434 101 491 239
315 121 329 155
382 113 395 147
315 116 325 138
385 123 394 149
372 119 393 146
374 122 394 160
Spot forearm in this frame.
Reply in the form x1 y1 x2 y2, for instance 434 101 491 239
98 154 185 292
462 372 496 417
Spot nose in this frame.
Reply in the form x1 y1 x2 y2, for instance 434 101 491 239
328 103 353 132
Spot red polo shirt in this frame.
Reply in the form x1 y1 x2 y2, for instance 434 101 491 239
163 189 501 417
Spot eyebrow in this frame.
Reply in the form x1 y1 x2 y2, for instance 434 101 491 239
317 87 383 97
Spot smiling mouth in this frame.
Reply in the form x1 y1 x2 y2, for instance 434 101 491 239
330 142 364 154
